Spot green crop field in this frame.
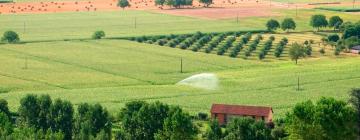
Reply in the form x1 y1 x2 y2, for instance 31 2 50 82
0 6 360 118
0 35 359 117
0 9 358 41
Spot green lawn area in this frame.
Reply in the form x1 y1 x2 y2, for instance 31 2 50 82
0 38 359 118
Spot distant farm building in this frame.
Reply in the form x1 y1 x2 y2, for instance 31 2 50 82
210 104 273 125
351 45 360 54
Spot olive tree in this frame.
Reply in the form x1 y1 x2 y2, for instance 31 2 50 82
92 31 105 39
118 0 130 9
310 14 328 31
288 42 305 64
266 19 280 32
199 0 212 7
329 16 343 31
1 31 20 43
281 18 296 32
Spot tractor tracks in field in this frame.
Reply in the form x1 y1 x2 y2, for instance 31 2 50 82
0 48 156 85
103 75 360 104
0 72 69 89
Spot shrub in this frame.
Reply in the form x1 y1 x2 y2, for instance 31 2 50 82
167 41 176 48
92 31 105 39
197 112 208 120
1 31 20 43
309 39 315 44
269 35 275 41
258 51 265 60
327 34 340 42
304 45 312 56
157 39 167 46
319 48 325 55
334 47 341 55
266 19 280 31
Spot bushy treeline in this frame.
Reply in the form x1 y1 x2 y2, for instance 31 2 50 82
204 89 360 140
155 0 193 8
0 95 196 140
1 89 360 140
0 94 111 139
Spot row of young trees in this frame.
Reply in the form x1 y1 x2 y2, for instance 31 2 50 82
274 37 288 58
229 33 253 58
244 34 263 58
2 89 360 139
258 36 275 60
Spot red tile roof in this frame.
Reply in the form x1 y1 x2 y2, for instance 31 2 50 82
211 104 273 117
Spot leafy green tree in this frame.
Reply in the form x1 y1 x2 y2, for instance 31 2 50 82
205 119 222 140
223 117 272 140
334 46 341 56
1 31 20 43
118 0 130 9
342 22 360 39
327 34 340 42
18 94 41 129
319 48 325 55
285 97 358 140
288 43 305 64
344 36 360 49
38 95 52 131
266 19 280 31
165 0 193 8
92 31 105 39
304 45 312 56
199 0 212 7
50 99 74 140
154 107 197 140
119 101 173 140
0 112 13 135
0 99 10 117
281 18 296 32
350 88 360 137
329 16 343 31
155 0 166 7
270 119 287 140
310 14 328 31
118 101 148 140
75 103 112 139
